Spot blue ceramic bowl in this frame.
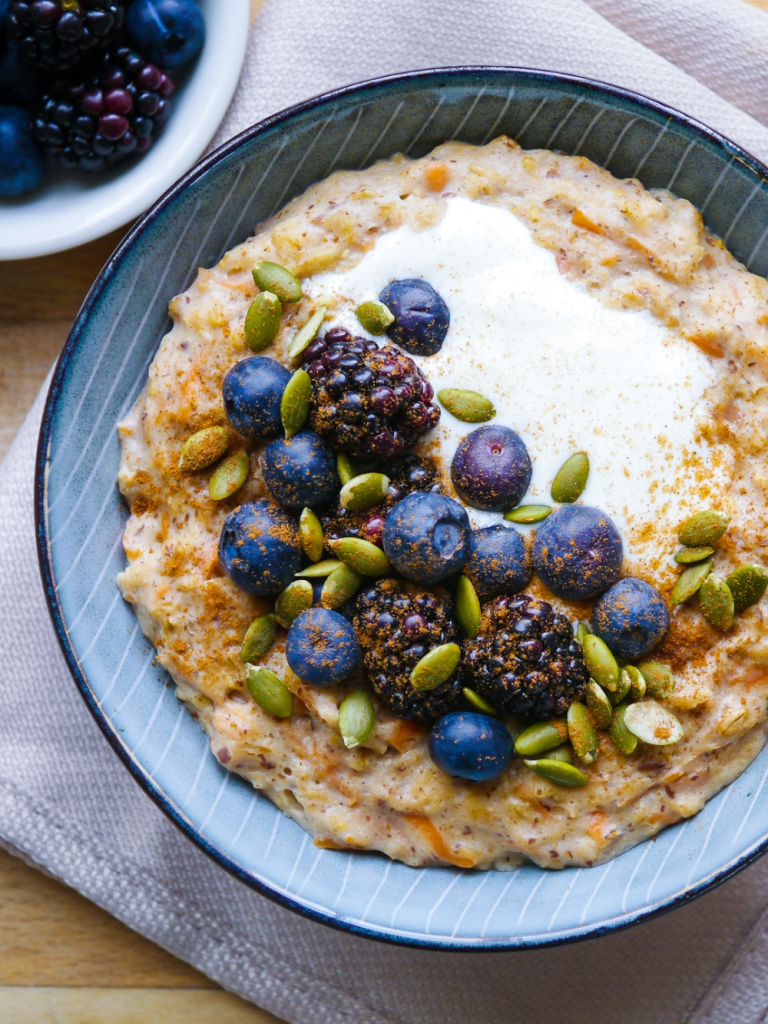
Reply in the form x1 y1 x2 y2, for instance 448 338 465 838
36 68 768 949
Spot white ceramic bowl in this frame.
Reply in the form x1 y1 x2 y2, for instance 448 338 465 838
0 0 249 260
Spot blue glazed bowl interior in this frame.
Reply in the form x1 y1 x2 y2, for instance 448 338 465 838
37 68 768 948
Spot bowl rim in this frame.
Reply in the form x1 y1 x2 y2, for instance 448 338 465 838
35 65 768 951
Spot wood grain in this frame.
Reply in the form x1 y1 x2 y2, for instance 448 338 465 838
0 987 284 1023
0 228 128 463
0 848 211 987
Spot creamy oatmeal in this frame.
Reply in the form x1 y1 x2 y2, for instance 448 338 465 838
116 137 768 870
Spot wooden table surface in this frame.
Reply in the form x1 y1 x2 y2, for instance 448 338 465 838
3 1 768 1020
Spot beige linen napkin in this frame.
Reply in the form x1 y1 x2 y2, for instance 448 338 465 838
5 2 768 1021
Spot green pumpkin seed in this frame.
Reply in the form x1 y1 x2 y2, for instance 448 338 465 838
586 679 613 729
608 702 638 755
610 668 632 707
583 635 619 692
437 388 496 423
567 702 600 764
462 687 496 715
675 546 715 564
699 573 735 631
514 719 569 757
275 580 314 628
240 613 277 663
296 559 344 578
288 306 326 360
637 660 675 699
503 504 552 525
410 643 461 691
624 665 646 701
246 665 293 718
321 564 363 609
455 575 481 638
179 425 229 472
337 453 357 485
726 564 768 613
524 759 588 787
330 537 391 577
671 557 714 605
544 744 574 764
624 701 684 746
339 472 390 511
575 621 591 647
280 368 311 438
299 507 324 563
677 510 731 548
252 260 302 303
209 450 248 500
356 300 394 335
244 290 282 351
551 452 589 504
338 689 375 748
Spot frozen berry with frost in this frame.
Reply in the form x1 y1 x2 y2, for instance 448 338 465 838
592 577 669 660
460 594 588 718
428 712 513 781
383 491 470 585
380 278 450 356
322 453 443 546
451 424 532 512
286 607 360 687
354 578 461 720
219 499 301 595
532 504 623 600
262 430 338 512
223 356 290 441
306 326 440 460
463 524 532 599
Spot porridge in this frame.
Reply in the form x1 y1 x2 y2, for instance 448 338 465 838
116 137 768 870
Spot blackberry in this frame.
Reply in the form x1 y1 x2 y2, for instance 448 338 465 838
461 594 588 719
305 326 441 460
8 1 124 73
34 46 173 171
354 578 461 721
322 453 443 546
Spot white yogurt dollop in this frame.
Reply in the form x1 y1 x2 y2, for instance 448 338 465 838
305 196 730 577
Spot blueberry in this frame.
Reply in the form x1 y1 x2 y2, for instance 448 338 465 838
219 499 301 595
285 607 360 686
222 357 290 441
464 524 532 599
532 505 623 601
0 105 44 196
451 425 532 512
126 0 205 69
383 491 470 585
428 712 513 782
592 577 669 660
261 430 338 511
380 278 450 356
